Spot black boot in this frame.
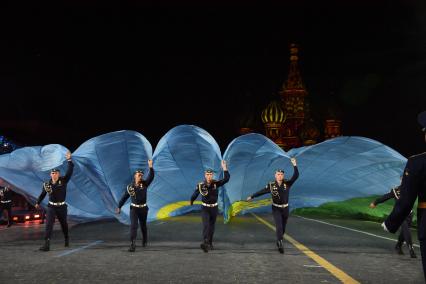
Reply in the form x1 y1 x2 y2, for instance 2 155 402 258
200 239 209 253
142 239 147 247
277 240 284 254
409 245 417 258
395 242 403 255
128 240 136 252
209 241 214 250
39 239 50 251
65 237 69 247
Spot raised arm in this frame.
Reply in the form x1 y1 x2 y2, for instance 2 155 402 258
216 171 230 187
144 160 155 186
286 158 299 186
63 151 74 183
215 160 230 186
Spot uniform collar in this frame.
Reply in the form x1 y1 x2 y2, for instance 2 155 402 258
50 179 61 185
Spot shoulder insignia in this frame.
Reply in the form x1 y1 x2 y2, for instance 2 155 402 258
43 182 53 194
127 185 136 197
269 182 279 197
198 182 208 196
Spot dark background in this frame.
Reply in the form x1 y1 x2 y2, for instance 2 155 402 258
1 0 425 156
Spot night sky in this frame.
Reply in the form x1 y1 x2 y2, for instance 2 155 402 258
1 0 426 157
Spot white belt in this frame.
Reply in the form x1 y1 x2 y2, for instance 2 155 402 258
131 203 147 208
202 202 218 207
1 200 12 203
272 203 288 208
49 201 66 206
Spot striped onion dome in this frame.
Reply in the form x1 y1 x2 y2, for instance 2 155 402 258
261 100 285 124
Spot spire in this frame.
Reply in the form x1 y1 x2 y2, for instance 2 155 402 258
282 43 306 93
279 43 308 149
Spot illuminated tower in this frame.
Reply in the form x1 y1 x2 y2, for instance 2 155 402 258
279 43 307 149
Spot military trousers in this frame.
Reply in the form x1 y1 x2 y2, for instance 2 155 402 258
272 206 289 241
45 205 68 240
201 206 218 243
130 206 148 242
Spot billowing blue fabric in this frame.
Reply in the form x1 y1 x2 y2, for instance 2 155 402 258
0 144 112 220
148 125 222 221
0 130 152 223
72 130 153 224
0 127 407 224
222 134 406 221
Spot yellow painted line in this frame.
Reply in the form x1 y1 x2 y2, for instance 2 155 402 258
251 213 360 284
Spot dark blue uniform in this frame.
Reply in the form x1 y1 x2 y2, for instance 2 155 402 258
118 168 154 249
36 160 74 250
385 111 426 280
374 186 416 257
190 170 230 252
249 165 299 253
0 186 13 227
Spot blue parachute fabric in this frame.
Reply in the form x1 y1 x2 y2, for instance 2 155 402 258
0 130 153 223
0 127 407 224
0 144 111 220
287 136 406 209
148 125 222 222
72 130 153 224
222 134 407 222
222 134 292 221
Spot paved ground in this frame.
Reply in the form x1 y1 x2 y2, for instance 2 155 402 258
0 213 423 283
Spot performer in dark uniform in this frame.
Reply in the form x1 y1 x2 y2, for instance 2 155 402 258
190 160 230 253
0 185 13 227
247 158 299 254
370 179 416 258
116 160 154 252
35 151 74 251
384 110 426 280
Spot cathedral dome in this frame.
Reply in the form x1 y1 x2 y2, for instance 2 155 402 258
261 100 285 124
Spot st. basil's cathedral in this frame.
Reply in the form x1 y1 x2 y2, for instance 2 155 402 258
239 44 342 151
